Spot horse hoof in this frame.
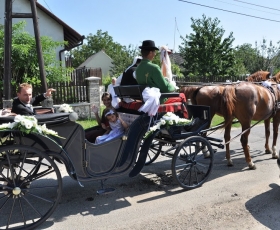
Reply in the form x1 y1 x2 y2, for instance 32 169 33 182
227 159 233 167
272 154 279 159
265 149 272 154
248 162 256 170
203 151 210 158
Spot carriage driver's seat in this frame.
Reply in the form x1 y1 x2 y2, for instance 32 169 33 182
114 85 188 118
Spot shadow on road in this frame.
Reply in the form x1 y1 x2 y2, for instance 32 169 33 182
39 144 277 229
245 183 280 229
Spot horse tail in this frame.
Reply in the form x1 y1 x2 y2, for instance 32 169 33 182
222 85 236 124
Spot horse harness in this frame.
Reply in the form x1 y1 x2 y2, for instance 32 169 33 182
260 82 279 116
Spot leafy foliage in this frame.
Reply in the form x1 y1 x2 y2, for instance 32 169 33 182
235 41 280 74
0 21 73 89
69 30 139 77
179 14 235 77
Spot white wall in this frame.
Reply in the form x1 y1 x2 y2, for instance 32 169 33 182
79 51 113 76
0 0 64 61
88 53 113 76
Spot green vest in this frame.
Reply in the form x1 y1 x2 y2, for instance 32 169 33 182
136 59 175 103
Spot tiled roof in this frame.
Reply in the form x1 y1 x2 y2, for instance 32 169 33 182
169 53 184 66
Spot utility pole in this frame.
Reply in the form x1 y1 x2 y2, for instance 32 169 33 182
3 0 12 108
3 0 48 108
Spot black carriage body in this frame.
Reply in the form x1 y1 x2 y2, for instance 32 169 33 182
0 113 152 182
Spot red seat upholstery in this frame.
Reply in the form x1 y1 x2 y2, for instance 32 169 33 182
118 100 188 118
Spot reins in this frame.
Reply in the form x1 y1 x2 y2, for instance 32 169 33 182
224 119 263 145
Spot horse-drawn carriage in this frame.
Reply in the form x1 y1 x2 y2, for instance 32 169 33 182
0 85 224 230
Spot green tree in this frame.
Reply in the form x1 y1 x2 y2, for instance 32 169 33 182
179 14 235 77
234 43 259 74
235 40 280 74
254 39 280 73
69 30 139 77
0 21 73 88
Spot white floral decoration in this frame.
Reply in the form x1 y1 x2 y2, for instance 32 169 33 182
144 112 192 139
0 115 64 138
58 103 73 113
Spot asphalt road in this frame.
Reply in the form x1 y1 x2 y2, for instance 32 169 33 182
38 124 280 230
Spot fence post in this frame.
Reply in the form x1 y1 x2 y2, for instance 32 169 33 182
85 76 101 117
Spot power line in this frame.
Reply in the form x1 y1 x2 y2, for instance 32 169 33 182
233 0 280 12
214 0 280 16
42 0 53 13
178 0 280 23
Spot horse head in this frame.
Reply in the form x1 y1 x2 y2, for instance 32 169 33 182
272 71 280 83
246 71 270 82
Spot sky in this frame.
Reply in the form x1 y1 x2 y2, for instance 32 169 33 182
37 0 280 52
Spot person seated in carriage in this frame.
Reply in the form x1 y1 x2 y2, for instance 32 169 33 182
136 40 186 103
85 92 114 143
116 56 142 86
135 40 187 117
95 108 128 144
11 83 56 115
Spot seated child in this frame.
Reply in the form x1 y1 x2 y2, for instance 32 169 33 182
95 108 128 144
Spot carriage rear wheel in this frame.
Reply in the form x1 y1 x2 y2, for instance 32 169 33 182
172 136 214 190
0 145 62 230
145 139 162 165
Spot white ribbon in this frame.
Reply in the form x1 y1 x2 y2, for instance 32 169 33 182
138 87 161 116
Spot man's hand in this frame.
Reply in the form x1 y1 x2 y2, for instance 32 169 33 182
45 88 56 97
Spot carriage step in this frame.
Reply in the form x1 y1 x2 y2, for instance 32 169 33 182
97 187 115 195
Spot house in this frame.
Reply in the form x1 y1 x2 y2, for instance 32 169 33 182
77 50 113 76
0 0 85 63
169 53 184 67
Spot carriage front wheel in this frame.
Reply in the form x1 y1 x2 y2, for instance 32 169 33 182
172 136 214 190
0 145 62 230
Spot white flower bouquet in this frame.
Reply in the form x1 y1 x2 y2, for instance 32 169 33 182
0 115 64 138
144 112 192 139
58 103 73 113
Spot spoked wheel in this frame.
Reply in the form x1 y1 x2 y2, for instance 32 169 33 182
172 136 214 190
0 145 62 230
145 139 162 165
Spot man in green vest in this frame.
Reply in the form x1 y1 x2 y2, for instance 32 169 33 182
136 40 187 112
136 40 175 97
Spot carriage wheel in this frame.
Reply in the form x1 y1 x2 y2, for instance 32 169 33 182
145 139 162 165
172 136 214 190
0 145 62 230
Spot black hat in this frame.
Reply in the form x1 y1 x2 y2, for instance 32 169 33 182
139 40 159 50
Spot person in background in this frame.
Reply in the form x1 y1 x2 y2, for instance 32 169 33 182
107 77 119 108
11 83 56 115
95 108 128 144
85 92 114 143
115 56 142 86
107 77 116 96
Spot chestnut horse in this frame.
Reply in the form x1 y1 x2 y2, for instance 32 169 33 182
181 81 280 169
245 71 280 156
